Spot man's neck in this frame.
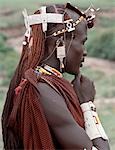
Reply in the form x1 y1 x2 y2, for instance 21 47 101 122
42 58 60 72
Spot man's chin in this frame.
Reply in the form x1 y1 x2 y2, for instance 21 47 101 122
64 66 80 76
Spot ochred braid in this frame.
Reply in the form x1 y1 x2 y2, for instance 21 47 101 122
2 9 47 149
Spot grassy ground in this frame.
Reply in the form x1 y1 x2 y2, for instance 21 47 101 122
81 67 115 98
98 106 115 150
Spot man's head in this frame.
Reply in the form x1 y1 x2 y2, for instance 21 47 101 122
63 7 88 75
44 4 88 75
22 3 96 75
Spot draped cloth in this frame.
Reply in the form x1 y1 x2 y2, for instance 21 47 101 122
3 68 84 150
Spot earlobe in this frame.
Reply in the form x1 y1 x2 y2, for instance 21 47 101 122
56 37 66 72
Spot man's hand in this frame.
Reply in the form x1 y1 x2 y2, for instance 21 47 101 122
92 138 110 150
72 74 110 150
72 74 96 104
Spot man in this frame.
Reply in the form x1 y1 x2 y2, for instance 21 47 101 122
2 3 110 150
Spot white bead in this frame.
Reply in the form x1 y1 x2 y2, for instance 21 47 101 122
23 41 27 45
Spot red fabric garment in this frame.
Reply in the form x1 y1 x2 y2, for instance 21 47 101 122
40 75 84 128
7 68 84 149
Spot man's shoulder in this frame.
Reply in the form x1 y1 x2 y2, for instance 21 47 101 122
37 81 61 100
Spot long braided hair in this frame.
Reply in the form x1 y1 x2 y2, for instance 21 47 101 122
2 7 46 149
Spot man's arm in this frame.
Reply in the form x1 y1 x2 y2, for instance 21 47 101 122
37 82 93 150
72 74 110 150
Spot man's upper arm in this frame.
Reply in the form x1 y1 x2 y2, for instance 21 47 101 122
37 82 93 149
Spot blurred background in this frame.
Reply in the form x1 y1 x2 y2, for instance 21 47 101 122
0 0 115 149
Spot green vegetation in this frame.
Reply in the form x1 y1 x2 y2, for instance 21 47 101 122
0 35 19 149
64 67 115 99
0 12 24 29
81 67 115 98
0 0 115 9
87 28 115 61
99 16 115 28
98 106 115 150
0 34 19 86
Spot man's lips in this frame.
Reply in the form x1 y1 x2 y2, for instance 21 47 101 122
81 57 85 62
80 57 85 67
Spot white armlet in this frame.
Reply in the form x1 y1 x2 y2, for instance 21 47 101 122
84 146 98 150
92 146 98 150
81 101 108 140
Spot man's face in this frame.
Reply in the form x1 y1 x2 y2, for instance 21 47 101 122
64 9 87 75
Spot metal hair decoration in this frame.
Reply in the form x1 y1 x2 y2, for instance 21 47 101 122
53 16 84 37
84 4 100 28
22 3 99 44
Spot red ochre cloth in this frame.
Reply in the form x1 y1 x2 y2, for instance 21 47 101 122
5 68 84 149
